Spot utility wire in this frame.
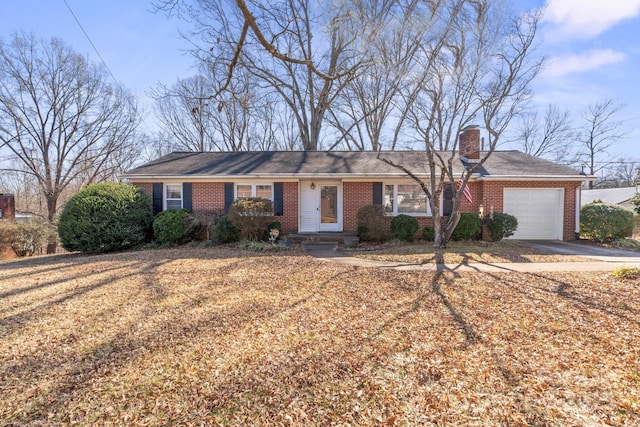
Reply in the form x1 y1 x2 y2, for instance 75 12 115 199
63 0 120 86
63 0 155 135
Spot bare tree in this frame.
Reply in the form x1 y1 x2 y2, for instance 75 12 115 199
378 1 542 247
577 99 627 189
515 104 574 162
157 0 377 151
598 158 640 188
0 34 139 233
155 70 299 152
327 1 429 151
154 75 220 151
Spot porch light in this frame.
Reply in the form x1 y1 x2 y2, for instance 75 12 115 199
479 204 484 218
310 182 316 190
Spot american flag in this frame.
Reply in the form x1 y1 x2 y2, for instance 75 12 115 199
456 179 473 203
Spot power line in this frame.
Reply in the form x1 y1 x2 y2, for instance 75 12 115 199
63 0 156 135
63 0 120 86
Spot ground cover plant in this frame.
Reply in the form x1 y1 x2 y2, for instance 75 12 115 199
350 240 590 264
1 247 639 426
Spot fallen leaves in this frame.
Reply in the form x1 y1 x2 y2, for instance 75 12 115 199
0 247 639 426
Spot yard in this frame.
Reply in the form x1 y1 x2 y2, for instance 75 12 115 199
1 246 639 426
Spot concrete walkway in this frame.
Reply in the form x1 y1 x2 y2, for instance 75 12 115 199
303 240 640 273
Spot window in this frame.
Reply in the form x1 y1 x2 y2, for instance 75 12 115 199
165 183 183 210
235 183 273 200
384 183 430 216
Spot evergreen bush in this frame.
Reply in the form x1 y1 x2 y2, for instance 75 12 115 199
630 193 640 215
153 209 194 245
483 212 518 242
58 183 153 254
390 214 419 241
451 213 482 241
422 226 435 241
580 203 634 242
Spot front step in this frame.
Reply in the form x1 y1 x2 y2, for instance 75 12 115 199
286 233 359 248
301 241 338 253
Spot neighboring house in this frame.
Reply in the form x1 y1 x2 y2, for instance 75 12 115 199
581 187 638 211
122 127 591 240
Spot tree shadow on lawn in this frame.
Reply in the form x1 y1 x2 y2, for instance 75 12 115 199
0 256 356 424
6 248 634 425
357 241 558 267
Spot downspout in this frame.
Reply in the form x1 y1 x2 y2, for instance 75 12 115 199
575 186 581 240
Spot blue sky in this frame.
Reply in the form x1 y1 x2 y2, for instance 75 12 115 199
1 0 638 157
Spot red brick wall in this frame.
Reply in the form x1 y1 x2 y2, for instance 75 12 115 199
343 182 373 232
192 182 226 211
479 181 580 241
132 181 299 233
134 179 579 240
281 182 298 233
136 183 152 199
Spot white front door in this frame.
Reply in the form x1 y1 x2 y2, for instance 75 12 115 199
299 181 342 232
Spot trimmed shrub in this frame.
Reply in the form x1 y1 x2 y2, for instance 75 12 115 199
390 214 419 241
422 226 435 241
580 203 634 242
212 215 240 244
451 213 482 241
58 183 153 254
484 212 518 242
0 220 57 256
631 193 640 215
356 204 389 242
153 209 194 245
261 221 282 242
228 198 275 241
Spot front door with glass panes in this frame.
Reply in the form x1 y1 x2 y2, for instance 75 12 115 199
319 184 340 231
299 181 342 232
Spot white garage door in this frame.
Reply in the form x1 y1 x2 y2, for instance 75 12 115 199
503 189 564 240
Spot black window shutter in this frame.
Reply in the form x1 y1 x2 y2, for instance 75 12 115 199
373 182 383 205
273 182 284 216
182 183 192 212
152 183 163 215
443 184 454 216
224 182 234 212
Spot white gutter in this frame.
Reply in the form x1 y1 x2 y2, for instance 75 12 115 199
119 173 434 180
477 174 596 182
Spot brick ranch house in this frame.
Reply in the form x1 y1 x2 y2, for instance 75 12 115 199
122 128 592 241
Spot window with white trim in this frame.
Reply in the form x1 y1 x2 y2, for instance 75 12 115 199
235 183 273 200
384 183 431 216
165 183 183 210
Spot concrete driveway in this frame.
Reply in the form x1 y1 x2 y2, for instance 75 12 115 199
520 240 640 263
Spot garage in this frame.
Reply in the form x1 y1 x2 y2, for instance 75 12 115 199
503 188 564 240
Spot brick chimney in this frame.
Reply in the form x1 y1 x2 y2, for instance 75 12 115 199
459 125 480 160
0 194 15 220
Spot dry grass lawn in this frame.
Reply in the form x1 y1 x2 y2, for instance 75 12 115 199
348 240 590 264
1 247 639 426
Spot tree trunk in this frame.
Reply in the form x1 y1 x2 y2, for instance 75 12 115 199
46 195 58 254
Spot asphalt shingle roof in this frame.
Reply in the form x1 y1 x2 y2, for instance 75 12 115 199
122 150 584 179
